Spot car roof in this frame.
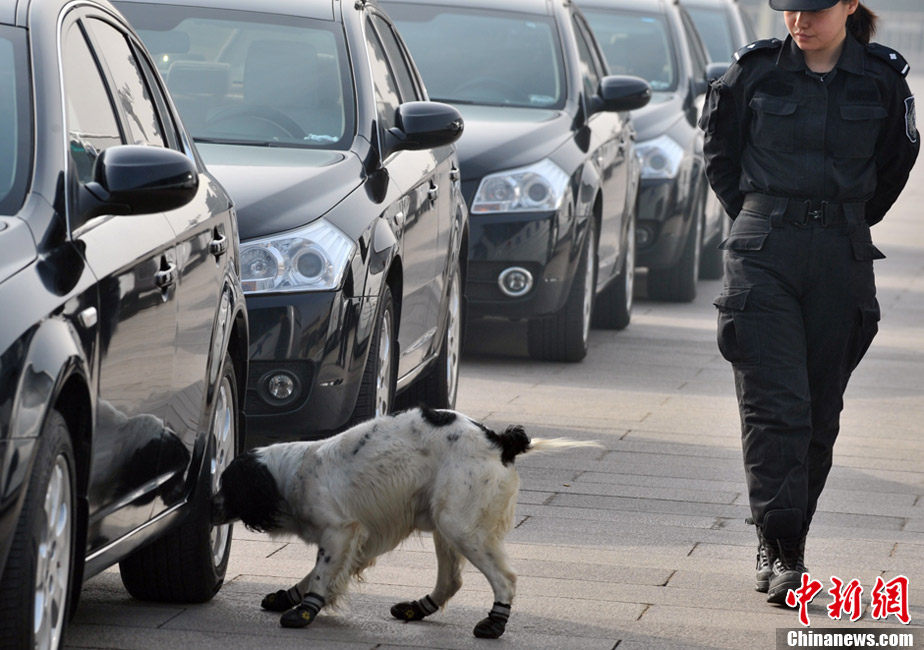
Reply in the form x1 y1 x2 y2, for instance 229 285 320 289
384 0 555 17
113 0 338 22
578 0 671 13
678 0 737 8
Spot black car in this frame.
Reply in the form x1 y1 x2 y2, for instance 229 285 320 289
384 0 651 362
681 0 756 64
116 0 467 445
581 0 719 300
0 0 249 647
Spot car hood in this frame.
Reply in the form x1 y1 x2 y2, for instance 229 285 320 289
196 144 363 241
0 217 36 285
631 92 685 143
452 105 572 180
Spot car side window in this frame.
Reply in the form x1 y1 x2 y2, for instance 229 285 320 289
370 15 420 103
62 21 124 184
365 17 401 147
84 18 167 147
572 16 601 101
679 9 708 82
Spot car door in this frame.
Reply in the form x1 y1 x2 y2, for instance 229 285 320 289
364 12 442 377
83 16 234 514
62 14 179 551
572 11 629 287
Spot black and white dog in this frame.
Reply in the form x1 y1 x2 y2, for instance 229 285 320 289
211 406 599 639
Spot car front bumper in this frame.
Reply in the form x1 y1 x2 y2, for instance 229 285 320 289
242 290 375 446
635 177 689 270
465 210 582 320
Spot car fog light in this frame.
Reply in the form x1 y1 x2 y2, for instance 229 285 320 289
498 267 533 297
267 373 296 400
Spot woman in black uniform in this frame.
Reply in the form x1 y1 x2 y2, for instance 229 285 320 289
699 0 918 605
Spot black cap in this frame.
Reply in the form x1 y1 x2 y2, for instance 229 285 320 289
769 0 839 10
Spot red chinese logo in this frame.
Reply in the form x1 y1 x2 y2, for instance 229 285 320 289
871 575 910 625
786 573 824 626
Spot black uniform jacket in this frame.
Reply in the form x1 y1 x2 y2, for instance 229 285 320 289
700 33 919 225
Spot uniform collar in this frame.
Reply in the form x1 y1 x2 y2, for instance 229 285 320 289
777 32 865 76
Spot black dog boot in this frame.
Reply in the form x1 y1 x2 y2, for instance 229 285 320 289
767 536 807 605
261 587 300 612
391 595 439 621
280 592 325 628
473 602 511 639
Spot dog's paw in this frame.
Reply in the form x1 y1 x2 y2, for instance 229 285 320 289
279 604 317 628
473 603 511 639
261 589 298 612
391 601 427 621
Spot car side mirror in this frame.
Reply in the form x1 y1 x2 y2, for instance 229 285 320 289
706 61 730 83
384 101 464 158
79 145 199 221
591 75 652 114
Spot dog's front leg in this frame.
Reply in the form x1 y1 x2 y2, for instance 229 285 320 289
277 525 362 629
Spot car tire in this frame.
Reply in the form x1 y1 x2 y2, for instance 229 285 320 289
593 212 635 331
399 260 462 409
527 219 596 362
348 285 397 425
647 197 702 303
0 410 76 650
118 352 238 603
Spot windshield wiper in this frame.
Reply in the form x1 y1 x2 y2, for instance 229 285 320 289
193 136 314 149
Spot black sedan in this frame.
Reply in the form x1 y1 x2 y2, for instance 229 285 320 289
0 0 249 647
385 0 651 361
117 0 466 445
581 0 718 301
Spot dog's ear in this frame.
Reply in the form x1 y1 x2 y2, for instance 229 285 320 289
215 451 286 533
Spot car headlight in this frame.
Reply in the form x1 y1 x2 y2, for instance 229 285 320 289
471 159 570 214
636 134 685 180
240 220 355 293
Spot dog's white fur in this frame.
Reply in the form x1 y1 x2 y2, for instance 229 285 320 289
213 406 599 635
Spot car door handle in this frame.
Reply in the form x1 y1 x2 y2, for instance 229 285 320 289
155 263 177 289
209 233 228 258
450 166 460 182
428 184 439 202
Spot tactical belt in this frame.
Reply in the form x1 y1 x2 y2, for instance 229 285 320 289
742 193 864 227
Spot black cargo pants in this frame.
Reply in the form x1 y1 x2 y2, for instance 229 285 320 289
714 194 882 541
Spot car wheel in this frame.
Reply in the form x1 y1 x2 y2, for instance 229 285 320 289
118 352 237 603
0 410 75 650
647 197 702 303
349 285 397 425
593 212 635 331
527 219 595 362
399 259 462 409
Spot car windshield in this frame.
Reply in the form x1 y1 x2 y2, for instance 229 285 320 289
386 3 565 109
115 3 354 149
582 10 677 92
0 28 31 215
686 7 735 62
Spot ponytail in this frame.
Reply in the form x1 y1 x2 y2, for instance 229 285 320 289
846 2 878 45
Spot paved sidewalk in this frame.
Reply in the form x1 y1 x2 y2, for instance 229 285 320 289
65 77 924 650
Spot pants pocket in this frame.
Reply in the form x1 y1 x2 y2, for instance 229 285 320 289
846 300 880 372
713 287 760 365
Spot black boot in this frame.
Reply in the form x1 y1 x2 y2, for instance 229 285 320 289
754 527 775 593
767 535 807 605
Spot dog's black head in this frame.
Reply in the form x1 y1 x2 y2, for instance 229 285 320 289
211 450 286 533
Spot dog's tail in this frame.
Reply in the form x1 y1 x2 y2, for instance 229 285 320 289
492 425 601 466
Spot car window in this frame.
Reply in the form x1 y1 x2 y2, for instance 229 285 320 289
85 18 167 147
386 3 565 109
63 21 124 184
115 2 354 149
583 9 677 92
685 6 736 62
679 8 708 78
572 15 602 102
369 14 421 103
0 27 31 216
365 17 401 146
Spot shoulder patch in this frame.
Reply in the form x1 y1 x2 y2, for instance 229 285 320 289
867 42 910 77
733 38 782 63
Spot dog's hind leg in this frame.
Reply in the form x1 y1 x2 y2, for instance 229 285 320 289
390 529 464 622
